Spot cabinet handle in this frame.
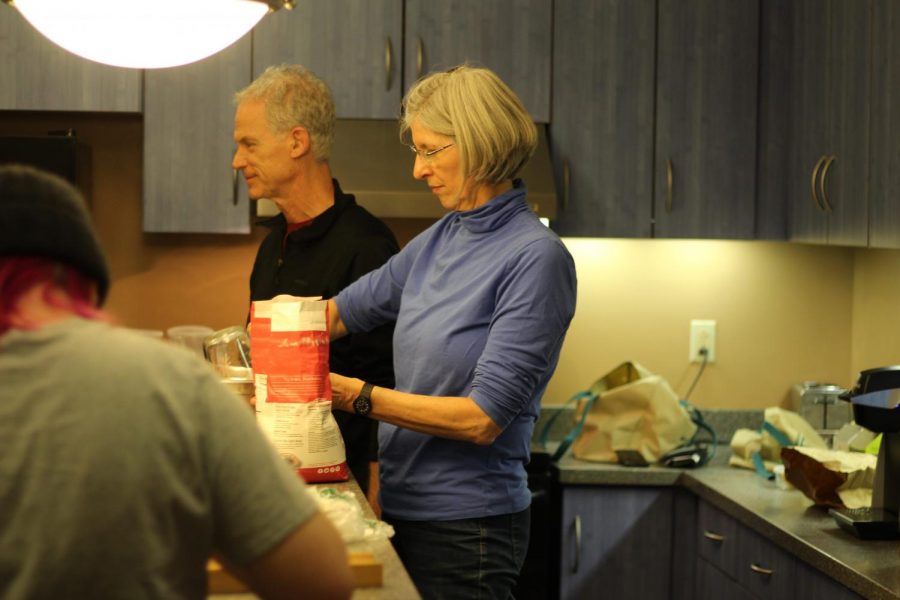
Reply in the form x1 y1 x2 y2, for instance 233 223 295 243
665 159 673 213
818 155 836 213
810 155 827 212
702 531 725 542
384 36 393 91
750 563 774 576
563 160 570 211
232 168 239 206
571 514 582 574
416 36 424 80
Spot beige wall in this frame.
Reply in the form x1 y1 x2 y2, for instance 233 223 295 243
545 239 855 409
3 112 894 411
851 248 900 380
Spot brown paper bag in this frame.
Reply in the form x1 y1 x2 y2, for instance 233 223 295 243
570 362 697 463
781 446 877 509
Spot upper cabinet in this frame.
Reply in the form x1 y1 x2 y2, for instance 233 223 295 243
0 5 140 112
404 0 552 123
653 0 759 239
867 0 900 248
252 0 404 120
142 40 251 234
552 0 759 239
550 0 656 237
786 0 872 247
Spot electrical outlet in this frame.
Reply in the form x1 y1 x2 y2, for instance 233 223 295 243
689 320 716 363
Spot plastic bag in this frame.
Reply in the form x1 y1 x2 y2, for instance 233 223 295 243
311 487 395 545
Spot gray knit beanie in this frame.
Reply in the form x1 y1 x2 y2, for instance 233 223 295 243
0 164 110 305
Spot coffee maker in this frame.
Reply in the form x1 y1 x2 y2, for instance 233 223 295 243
829 366 900 539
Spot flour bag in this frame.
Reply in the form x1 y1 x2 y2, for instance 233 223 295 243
250 295 348 483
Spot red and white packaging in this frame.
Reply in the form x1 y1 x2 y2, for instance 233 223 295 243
250 295 349 483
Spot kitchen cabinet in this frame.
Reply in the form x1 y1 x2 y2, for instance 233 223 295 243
695 558 756 600
652 0 759 239
0 5 141 112
549 0 655 238
551 0 760 239
251 0 551 122
403 0 551 123
558 486 676 599
142 40 251 233
252 0 403 120
695 500 861 600
786 0 871 247
867 0 900 248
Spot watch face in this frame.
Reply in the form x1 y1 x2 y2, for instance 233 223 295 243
353 394 371 416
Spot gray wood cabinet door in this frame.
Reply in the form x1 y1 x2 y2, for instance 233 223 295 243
252 0 403 119
550 0 655 238
788 0 871 247
142 40 251 233
404 0 551 122
0 6 140 112
559 486 673 599
868 0 900 248
653 0 760 239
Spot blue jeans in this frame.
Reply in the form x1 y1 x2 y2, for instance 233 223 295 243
384 507 530 600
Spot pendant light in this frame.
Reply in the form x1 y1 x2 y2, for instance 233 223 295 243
4 0 295 69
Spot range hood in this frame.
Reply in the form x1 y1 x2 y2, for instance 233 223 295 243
256 119 557 220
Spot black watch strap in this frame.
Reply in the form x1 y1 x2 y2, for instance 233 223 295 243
353 382 374 417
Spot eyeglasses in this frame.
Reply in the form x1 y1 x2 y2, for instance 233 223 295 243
408 142 454 163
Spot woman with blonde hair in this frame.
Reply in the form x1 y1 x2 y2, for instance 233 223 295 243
328 65 577 598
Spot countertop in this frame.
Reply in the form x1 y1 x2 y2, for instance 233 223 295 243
209 478 419 600
555 449 900 600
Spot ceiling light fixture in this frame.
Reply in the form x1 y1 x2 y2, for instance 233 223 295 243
3 0 295 69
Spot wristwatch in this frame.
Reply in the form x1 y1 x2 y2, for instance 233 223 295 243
352 382 374 417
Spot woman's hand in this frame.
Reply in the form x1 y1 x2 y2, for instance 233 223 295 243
329 373 364 412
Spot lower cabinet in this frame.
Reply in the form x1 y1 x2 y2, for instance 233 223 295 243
695 500 862 600
558 486 680 600
557 486 863 600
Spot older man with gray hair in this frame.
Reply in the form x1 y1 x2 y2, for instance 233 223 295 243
232 64 398 507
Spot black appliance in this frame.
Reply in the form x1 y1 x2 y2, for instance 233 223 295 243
830 366 900 539
513 448 561 600
0 132 89 194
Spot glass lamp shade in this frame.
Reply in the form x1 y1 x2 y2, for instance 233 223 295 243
11 0 272 69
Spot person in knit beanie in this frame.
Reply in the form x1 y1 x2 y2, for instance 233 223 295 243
0 163 354 598
0 164 111 333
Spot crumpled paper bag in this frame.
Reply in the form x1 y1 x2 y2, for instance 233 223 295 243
781 446 877 509
729 407 828 471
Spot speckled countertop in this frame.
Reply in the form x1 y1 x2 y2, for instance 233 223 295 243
555 450 900 600
208 478 419 600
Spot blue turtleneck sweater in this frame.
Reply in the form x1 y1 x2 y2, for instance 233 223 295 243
335 181 577 520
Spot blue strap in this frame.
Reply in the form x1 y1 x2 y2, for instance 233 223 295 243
751 451 775 480
537 391 586 448
539 390 597 462
762 420 794 448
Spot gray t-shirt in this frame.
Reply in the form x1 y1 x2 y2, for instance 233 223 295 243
0 318 317 599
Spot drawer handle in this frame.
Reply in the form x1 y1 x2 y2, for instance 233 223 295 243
572 514 582 574
750 563 774 576
703 531 725 542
